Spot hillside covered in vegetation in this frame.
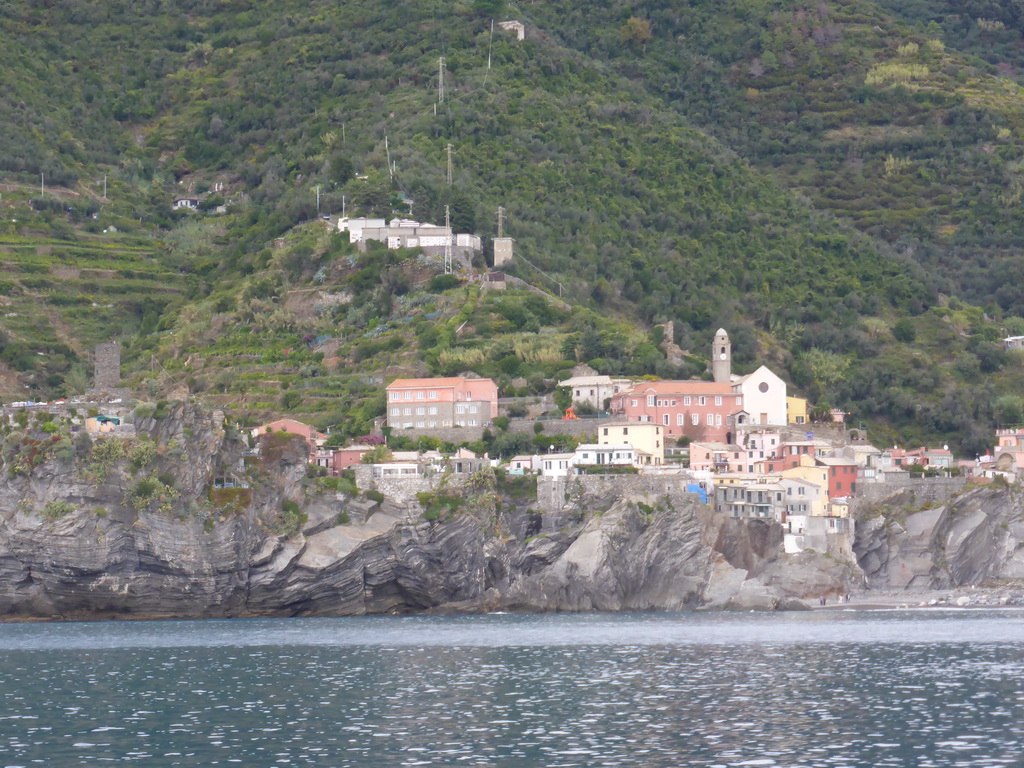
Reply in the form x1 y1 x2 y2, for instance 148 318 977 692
3 0 1024 454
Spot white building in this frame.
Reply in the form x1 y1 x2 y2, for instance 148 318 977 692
557 374 632 412
336 217 386 241
342 217 483 260
537 452 576 478
172 197 200 211
507 455 536 474
731 365 787 426
573 444 636 468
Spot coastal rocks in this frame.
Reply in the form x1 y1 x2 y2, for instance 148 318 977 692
246 512 489 616
13 404 1024 620
496 496 715 612
854 486 1024 591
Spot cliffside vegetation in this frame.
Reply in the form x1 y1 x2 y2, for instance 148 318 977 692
3 0 1024 453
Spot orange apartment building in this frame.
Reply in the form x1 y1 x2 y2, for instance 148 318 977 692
386 376 499 430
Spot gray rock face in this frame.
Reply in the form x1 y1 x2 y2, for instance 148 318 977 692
14 406 1020 620
854 486 1024 590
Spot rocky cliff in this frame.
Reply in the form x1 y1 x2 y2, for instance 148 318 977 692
4 405 1021 621
0 403 855 619
855 484 1024 591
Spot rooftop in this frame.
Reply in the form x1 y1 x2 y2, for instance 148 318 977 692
387 376 488 389
623 380 734 395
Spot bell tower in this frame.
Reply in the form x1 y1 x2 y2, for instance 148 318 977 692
712 328 731 383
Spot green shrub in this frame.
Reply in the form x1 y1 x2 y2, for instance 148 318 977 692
133 402 156 420
427 274 460 292
274 499 308 537
316 475 357 495
415 490 462 520
42 499 76 519
364 489 385 504
127 437 157 472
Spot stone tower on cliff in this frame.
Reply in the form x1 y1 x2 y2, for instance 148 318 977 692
93 342 121 389
712 328 731 383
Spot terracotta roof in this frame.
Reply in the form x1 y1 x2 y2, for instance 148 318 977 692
387 377 473 388
602 421 663 429
621 381 734 395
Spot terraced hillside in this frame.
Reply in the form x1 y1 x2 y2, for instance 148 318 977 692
3 0 1024 453
0 184 185 399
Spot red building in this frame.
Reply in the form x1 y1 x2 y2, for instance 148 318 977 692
817 457 858 499
609 381 743 442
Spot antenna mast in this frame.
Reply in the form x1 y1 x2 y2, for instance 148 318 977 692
497 206 504 238
446 143 453 185
438 57 445 103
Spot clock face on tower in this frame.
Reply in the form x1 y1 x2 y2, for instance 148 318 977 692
719 353 727 360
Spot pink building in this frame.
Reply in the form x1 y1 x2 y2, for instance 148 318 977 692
251 419 327 460
878 447 954 470
995 428 1024 470
689 442 745 473
332 445 373 472
609 381 742 442
386 376 498 430
692 430 791 474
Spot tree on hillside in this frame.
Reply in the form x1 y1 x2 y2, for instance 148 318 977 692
622 17 652 52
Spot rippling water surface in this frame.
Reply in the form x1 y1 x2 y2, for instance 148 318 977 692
1 610 1023 766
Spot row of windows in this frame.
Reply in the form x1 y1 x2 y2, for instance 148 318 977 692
389 390 440 401
392 407 441 417
640 395 736 408
400 421 451 429
662 413 723 427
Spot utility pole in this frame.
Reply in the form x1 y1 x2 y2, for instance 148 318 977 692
446 143 453 185
497 206 504 237
316 185 321 214
385 136 393 180
444 205 452 275
40 173 44 196
488 20 494 69
342 195 346 218
438 56 445 103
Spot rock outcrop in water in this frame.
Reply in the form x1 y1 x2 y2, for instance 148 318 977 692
2 404 1020 621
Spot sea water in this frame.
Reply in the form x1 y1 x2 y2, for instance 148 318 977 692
0 610 1022 766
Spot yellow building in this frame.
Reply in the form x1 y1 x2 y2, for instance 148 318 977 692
780 456 829 515
598 422 664 465
786 396 808 425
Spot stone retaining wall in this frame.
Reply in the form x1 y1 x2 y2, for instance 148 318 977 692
853 477 968 511
536 474 705 515
354 464 473 505
388 416 618 443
